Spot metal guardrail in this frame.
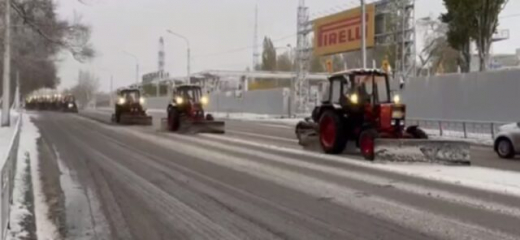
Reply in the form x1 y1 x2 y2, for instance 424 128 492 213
407 118 510 140
1 113 21 239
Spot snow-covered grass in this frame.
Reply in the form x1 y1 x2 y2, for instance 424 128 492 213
203 133 520 198
7 114 60 240
423 128 494 146
0 111 20 167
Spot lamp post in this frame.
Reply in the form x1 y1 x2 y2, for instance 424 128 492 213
99 68 114 107
122 50 140 85
361 0 367 69
166 30 191 84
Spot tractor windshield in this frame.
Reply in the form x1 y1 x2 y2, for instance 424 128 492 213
355 75 389 103
123 91 140 103
179 88 202 102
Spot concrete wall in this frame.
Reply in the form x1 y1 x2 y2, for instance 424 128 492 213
99 69 520 122
206 88 288 115
141 88 290 116
402 69 520 122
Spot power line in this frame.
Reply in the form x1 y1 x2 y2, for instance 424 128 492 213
192 33 297 58
500 13 520 19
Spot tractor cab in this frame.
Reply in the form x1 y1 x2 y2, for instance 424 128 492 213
117 88 145 106
322 69 405 136
172 85 208 106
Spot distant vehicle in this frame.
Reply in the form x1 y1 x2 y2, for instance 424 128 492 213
61 94 78 113
494 122 520 159
164 85 224 134
111 88 152 125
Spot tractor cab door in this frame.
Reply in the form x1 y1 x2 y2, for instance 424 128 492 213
327 77 344 104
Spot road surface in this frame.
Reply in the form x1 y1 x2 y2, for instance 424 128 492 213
31 110 520 240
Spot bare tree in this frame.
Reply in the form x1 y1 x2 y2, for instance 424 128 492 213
71 70 99 108
0 0 95 98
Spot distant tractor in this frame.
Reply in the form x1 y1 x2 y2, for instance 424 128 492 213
112 88 152 125
296 69 469 163
164 85 224 134
61 94 78 113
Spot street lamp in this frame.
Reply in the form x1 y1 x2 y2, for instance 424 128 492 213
98 68 114 107
361 0 366 69
166 29 191 84
122 50 140 85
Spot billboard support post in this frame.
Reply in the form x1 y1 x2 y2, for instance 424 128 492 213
361 0 366 68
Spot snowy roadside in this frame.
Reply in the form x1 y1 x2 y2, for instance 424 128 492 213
7 114 61 240
0 112 20 166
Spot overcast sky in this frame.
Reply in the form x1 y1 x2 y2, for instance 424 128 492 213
55 0 520 92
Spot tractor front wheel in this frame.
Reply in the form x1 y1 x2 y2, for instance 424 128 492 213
359 129 379 161
319 110 347 154
168 108 180 131
115 110 121 123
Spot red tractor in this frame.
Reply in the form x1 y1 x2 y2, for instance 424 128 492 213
164 85 225 134
296 69 428 160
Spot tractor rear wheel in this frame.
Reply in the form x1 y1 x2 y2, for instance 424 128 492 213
359 129 379 161
168 108 180 131
319 110 347 154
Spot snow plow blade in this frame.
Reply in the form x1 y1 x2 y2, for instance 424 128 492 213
374 139 471 165
160 118 225 134
118 115 153 125
190 121 225 134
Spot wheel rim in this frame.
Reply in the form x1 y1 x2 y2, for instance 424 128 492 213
320 115 336 149
360 134 374 157
498 140 511 156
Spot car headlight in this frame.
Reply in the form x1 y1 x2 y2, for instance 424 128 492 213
139 97 145 104
349 93 359 104
118 97 126 105
175 97 183 104
201 96 209 105
393 94 401 104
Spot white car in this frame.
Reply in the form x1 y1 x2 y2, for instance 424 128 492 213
494 122 520 159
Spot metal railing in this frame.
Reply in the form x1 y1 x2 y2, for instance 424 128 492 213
1 113 21 239
407 118 510 141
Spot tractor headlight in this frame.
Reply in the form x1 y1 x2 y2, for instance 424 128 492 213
139 97 145 104
118 97 126 105
393 94 401 104
68 103 73 108
349 93 359 104
175 97 183 104
201 96 209 105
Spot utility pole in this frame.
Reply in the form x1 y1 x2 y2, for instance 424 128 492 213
166 30 191 84
14 71 19 110
109 74 114 107
122 51 140 85
2 0 11 126
361 0 367 69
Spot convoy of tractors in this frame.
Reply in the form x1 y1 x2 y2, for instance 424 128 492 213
23 68 470 163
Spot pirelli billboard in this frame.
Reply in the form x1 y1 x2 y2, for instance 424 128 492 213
313 4 376 56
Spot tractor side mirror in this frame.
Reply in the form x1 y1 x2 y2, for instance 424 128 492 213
399 76 405 90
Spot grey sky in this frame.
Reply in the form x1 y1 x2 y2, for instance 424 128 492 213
56 0 520 92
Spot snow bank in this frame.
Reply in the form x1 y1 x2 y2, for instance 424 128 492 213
0 111 20 167
7 114 60 240
204 134 520 197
